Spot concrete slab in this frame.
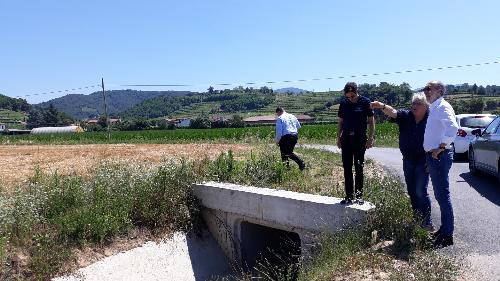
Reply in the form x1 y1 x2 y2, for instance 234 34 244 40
193 181 374 233
193 181 376 265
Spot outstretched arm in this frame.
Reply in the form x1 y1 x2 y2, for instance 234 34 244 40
370 101 397 119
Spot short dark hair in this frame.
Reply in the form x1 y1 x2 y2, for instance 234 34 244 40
343 82 358 94
275 107 284 113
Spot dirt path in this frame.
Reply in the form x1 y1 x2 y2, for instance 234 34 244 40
0 144 252 189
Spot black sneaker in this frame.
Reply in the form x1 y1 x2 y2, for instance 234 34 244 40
433 234 454 249
355 198 365 205
340 198 353 205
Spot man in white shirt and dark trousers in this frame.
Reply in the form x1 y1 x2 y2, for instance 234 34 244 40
423 80 459 248
276 107 305 170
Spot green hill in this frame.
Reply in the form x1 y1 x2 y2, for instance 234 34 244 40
0 93 30 112
36 90 194 120
121 87 342 121
0 94 30 129
34 82 500 123
122 88 277 119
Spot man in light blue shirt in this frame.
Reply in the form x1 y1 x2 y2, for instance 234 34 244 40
276 107 305 170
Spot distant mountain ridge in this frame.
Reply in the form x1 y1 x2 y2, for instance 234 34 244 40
36 90 193 119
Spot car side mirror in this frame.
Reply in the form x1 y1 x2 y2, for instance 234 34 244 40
471 129 482 136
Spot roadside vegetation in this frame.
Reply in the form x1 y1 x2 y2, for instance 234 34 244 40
0 146 457 280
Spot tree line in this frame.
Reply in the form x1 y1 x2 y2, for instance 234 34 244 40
122 86 275 120
26 104 74 129
0 94 31 112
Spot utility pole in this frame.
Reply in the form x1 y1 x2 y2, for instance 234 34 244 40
101 78 110 140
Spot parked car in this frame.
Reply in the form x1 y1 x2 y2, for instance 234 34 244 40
452 114 496 159
468 115 500 183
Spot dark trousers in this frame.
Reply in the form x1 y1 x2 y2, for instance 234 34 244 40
341 135 367 199
279 134 304 169
403 157 432 227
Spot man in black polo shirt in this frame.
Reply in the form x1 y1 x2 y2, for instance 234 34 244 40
337 82 375 204
371 93 434 230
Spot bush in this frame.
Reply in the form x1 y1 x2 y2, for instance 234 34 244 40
0 160 203 279
451 98 485 114
190 117 211 129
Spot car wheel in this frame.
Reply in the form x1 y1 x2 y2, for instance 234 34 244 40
469 148 479 175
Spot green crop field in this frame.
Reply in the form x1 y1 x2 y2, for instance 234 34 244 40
0 122 399 146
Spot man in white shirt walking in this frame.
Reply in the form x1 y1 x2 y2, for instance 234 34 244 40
276 107 305 170
423 80 459 248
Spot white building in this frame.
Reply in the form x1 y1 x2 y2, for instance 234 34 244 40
177 118 191 128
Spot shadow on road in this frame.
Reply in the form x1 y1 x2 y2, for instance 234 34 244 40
459 172 500 207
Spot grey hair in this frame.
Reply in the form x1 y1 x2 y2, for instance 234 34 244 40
429 80 446 96
412 92 429 106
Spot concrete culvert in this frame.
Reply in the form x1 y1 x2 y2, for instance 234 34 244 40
240 221 301 280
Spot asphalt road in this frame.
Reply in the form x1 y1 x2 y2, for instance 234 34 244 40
304 145 500 281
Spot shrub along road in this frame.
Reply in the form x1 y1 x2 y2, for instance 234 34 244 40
305 145 500 281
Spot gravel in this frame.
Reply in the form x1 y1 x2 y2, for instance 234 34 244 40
53 231 231 281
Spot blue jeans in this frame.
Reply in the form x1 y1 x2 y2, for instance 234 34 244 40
403 157 432 227
426 150 454 236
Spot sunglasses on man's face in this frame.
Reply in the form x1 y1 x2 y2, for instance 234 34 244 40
423 86 433 92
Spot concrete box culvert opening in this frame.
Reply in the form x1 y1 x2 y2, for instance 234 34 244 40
240 221 301 275
193 181 375 276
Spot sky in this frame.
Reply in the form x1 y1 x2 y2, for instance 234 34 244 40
1 0 500 104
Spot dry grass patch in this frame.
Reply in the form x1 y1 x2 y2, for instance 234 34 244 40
0 143 252 190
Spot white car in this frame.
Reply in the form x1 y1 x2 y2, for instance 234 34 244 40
452 114 496 159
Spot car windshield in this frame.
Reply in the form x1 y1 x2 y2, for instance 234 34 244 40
460 116 495 128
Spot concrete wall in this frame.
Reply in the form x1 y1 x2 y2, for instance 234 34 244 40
193 181 375 266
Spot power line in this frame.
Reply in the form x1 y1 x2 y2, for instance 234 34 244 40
120 60 499 88
13 84 101 98
9 59 500 99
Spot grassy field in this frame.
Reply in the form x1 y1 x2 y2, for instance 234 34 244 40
0 109 27 122
0 109 28 129
0 122 400 147
0 146 456 280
